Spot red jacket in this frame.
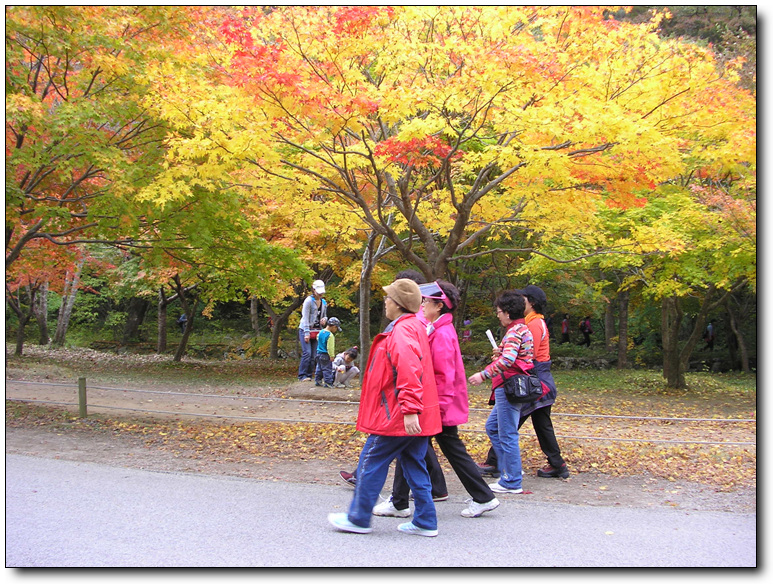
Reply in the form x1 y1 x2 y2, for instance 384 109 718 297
356 314 442 437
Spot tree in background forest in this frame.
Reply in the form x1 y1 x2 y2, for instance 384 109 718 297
6 6 755 381
5 6 199 352
205 6 754 364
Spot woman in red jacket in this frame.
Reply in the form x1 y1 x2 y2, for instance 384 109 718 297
328 279 442 537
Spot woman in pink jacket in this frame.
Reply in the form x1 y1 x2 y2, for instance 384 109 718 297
373 280 500 519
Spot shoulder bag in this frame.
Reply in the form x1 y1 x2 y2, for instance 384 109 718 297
500 371 543 404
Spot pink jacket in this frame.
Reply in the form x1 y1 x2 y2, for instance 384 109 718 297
426 313 469 426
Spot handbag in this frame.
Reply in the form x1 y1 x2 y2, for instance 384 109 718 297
500 372 543 404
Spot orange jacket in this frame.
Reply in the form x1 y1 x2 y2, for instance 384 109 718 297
525 312 550 362
356 314 442 437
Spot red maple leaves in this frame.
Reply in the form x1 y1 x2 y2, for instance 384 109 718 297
374 135 463 168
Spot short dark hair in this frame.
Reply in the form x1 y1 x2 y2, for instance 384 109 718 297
345 347 358 359
495 291 525 320
395 269 427 285
525 294 544 314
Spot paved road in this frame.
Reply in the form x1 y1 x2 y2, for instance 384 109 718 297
5 454 755 567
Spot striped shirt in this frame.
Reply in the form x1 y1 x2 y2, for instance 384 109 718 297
483 320 534 379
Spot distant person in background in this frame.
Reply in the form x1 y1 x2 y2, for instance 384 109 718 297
561 314 570 344
297 280 328 381
315 317 342 388
579 315 592 347
177 313 187 333
703 321 715 351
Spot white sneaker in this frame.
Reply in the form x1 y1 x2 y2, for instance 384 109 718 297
461 497 500 518
397 521 438 537
372 497 411 518
489 482 523 494
327 513 372 534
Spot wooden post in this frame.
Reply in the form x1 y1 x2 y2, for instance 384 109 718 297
78 377 87 418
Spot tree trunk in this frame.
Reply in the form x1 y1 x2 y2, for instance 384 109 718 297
172 276 197 362
7 284 38 356
677 284 730 382
173 307 196 362
15 312 32 355
725 299 750 372
157 287 169 353
617 289 629 369
662 284 735 389
121 297 149 346
34 280 50 345
53 258 85 347
260 293 304 359
250 296 261 335
173 297 198 362
604 298 616 352
661 295 685 388
358 233 378 364
453 276 469 332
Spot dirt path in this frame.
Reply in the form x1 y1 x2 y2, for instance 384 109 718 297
5 347 756 515
4 424 756 514
6 379 757 515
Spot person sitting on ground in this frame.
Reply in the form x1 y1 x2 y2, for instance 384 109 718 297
315 317 341 388
332 346 360 388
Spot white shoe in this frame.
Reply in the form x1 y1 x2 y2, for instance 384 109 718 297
397 521 438 537
488 482 523 494
372 497 411 518
461 497 500 518
327 513 372 534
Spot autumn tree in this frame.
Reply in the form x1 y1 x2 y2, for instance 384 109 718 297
198 6 756 353
4 7 212 271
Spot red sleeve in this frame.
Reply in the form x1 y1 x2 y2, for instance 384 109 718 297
390 321 426 415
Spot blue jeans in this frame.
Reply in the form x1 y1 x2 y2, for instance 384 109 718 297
315 353 333 385
485 386 523 489
297 329 317 379
348 434 437 530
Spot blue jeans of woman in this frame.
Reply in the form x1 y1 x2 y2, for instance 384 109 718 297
297 329 318 379
347 434 437 530
485 386 523 489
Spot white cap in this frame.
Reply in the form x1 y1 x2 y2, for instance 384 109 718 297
312 280 326 294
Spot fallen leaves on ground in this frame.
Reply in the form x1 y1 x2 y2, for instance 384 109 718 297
5 401 755 491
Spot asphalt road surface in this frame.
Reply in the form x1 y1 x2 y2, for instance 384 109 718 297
5 454 755 568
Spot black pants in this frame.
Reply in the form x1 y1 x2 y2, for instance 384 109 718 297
485 405 565 470
393 425 495 509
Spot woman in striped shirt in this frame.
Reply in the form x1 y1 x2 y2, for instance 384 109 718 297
468 291 534 494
